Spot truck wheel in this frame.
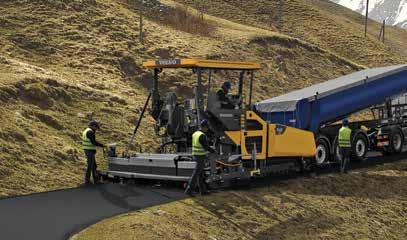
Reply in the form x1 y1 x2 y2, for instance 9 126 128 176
351 133 368 162
315 137 330 165
389 129 404 154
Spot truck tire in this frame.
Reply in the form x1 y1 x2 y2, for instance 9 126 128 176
389 128 404 154
351 133 368 162
315 137 330 165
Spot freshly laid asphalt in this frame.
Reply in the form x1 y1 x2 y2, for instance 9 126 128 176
1 151 406 240
0 183 185 240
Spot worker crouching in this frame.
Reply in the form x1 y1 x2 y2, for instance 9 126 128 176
338 119 352 174
82 120 105 185
185 119 216 196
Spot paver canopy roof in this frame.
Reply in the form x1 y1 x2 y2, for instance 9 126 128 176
143 59 261 70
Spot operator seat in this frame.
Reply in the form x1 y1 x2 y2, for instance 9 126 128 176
207 92 221 109
207 91 242 131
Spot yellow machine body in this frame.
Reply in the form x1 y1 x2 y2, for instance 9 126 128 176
225 111 316 161
267 124 316 157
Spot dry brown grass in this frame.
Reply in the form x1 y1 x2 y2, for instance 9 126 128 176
304 0 407 58
122 0 215 37
159 5 215 36
177 0 407 67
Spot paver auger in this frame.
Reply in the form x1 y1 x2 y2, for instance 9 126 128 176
99 59 316 188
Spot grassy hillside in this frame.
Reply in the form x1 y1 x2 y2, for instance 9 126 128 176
0 0 405 197
307 0 407 58
73 159 407 240
178 0 407 66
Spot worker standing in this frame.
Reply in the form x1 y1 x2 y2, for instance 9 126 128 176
338 119 352 174
185 119 215 196
82 120 105 185
216 81 235 109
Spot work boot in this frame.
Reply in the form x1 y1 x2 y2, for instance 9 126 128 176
200 190 210 196
93 177 100 185
184 188 195 197
339 161 345 174
80 181 92 187
309 171 317 178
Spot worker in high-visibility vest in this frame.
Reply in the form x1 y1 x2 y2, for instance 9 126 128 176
82 120 105 185
338 118 352 174
216 81 235 109
184 119 215 196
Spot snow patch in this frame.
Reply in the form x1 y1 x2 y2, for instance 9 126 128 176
337 0 364 11
332 0 407 28
394 0 407 25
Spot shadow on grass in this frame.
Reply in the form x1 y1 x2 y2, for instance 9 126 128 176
183 153 407 240
243 151 407 200
255 213 342 240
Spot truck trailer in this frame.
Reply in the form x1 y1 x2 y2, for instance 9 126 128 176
255 64 407 164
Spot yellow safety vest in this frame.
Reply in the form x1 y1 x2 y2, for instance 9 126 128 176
338 126 352 147
82 128 96 150
192 131 208 156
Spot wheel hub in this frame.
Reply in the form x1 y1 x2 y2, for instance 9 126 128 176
393 134 402 151
316 145 327 165
355 139 366 157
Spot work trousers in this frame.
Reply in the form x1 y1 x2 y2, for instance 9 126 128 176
185 155 207 194
339 147 351 174
84 150 98 184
